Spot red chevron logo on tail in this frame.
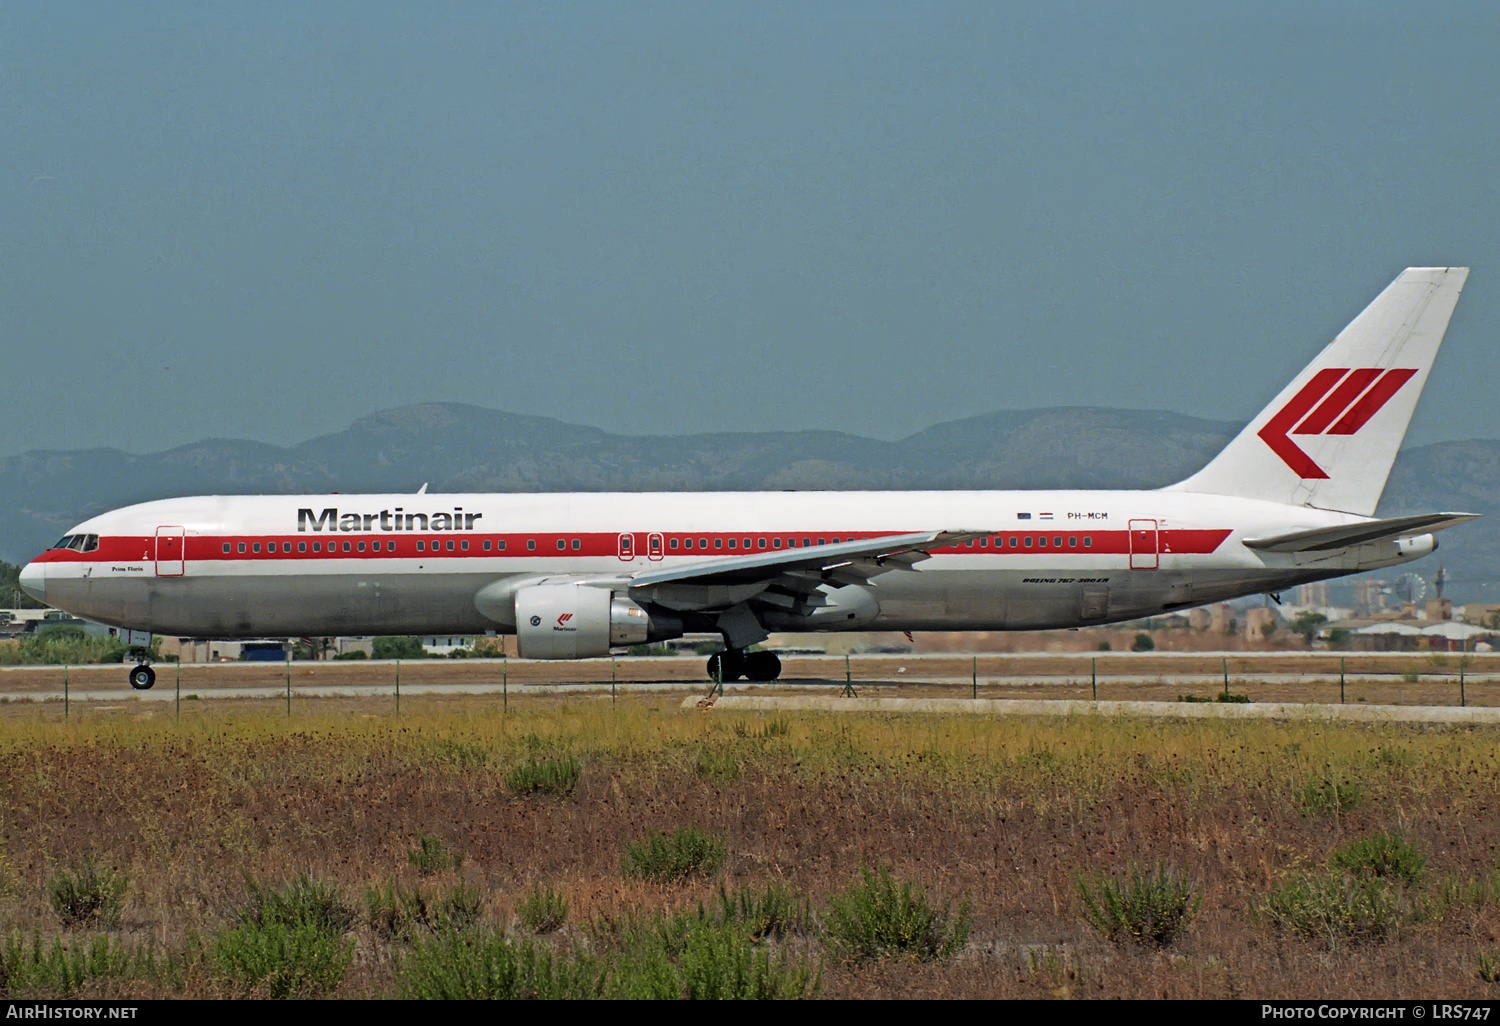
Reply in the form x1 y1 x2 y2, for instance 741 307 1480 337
1257 367 1417 478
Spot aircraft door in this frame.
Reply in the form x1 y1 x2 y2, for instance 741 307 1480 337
618 533 636 561
648 533 664 561
155 526 186 577
1129 520 1158 570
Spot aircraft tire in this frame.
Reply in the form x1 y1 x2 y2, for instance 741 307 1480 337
129 665 156 691
706 652 745 683
743 651 781 682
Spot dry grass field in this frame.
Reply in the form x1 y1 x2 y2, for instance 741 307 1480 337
2 687 1500 998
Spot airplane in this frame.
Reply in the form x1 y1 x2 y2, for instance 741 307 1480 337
19 267 1476 690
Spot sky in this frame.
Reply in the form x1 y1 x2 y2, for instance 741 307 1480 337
3 1 1497 456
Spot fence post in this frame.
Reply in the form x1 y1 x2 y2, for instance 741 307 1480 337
64 665 69 720
176 662 181 722
285 653 291 717
972 656 977 699
1340 657 1345 705
1092 657 1097 702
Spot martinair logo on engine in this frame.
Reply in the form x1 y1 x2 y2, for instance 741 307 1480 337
555 613 575 632
1257 367 1416 479
296 507 483 532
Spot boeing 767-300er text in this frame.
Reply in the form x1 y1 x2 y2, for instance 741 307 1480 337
19 267 1477 689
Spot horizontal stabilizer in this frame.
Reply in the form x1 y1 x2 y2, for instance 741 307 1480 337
1242 512 1479 553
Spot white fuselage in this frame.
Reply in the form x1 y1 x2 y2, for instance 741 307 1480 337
21 489 1431 641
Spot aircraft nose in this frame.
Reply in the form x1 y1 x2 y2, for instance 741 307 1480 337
18 562 45 605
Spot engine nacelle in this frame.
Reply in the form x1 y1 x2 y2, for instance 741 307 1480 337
514 583 674 659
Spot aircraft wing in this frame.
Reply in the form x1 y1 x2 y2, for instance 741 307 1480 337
624 530 994 591
1242 512 1479 553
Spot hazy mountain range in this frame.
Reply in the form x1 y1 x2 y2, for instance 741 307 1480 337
3 403 1494 602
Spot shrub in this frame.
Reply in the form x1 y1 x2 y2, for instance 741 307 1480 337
516 882 569 934
1479 950 1500 984
210 920 353 998
1259 875 1409 943
1075 862 1201 947
713 881 811 941
1297 778 1364 815
506 755 581 797
365 881 485 939
824 865 971 961
1329 832 1426 885
1131 633 1155 652
238 875 357 936
696 749 740 782
622 827 727 883
609 916 821 1000
48 859 127 929
0 931 151 997
373 636 428 660
397 929 603 1000
409 835 464 876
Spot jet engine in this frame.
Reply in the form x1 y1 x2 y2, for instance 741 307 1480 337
514 583 680 659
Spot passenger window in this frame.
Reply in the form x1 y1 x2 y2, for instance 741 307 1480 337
388 541 395 552
312 543 321 553
728 539 737 549
700 538 708 549
222 543 231 554
818 538 825 546
238 543 246 553
1055 536 1062 547
1009 537 1018 548
671 539 679 549
979 538 987 548
758 538 767 549
803 538 811 547
447 540 455 551
462 540 469 551
1084 537 1093 548
556 539 565 550
298 542 306 553
1038 537 1046 548
417 542 425 552
773 538 782 549
1024 537 1032 548
1068 537 1077 548
685 539 694 550
498 540 506 551
342 541 351 552
357 542 365 552
715 538 722 549
527 539 536 551
746 538 753 548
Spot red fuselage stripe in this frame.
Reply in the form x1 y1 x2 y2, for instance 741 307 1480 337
34 528 1233 564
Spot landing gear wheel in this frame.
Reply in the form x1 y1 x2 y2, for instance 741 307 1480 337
129 665 156 691
743 651 782 682
706 651 745 683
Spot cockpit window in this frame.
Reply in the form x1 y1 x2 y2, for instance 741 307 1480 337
83 535 99 552
67 535 88 551
53 535 75 550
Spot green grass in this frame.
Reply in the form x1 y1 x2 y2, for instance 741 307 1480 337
1259 875 1411 944
1297 777 1364 815
47 858 127 929
515 882 569 934
397 930 604 1000
506 754 582 796
0 931 160 997
238 874 357 935
409 834 464 876
364 880 486 938
1329 831 1426 885
622 827 728 883
1075 862 1202 948
824 865 971 961
209 920 354 998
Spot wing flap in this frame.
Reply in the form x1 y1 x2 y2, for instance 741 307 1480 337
624 529 993 591
1243 512 1479 553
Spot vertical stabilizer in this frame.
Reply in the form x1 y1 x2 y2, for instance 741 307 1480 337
1167 267 1467 516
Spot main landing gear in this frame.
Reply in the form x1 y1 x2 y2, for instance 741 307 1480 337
706 650 782 683
127 647 156 690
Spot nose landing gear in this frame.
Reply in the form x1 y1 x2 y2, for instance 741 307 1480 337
127 646 156 690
